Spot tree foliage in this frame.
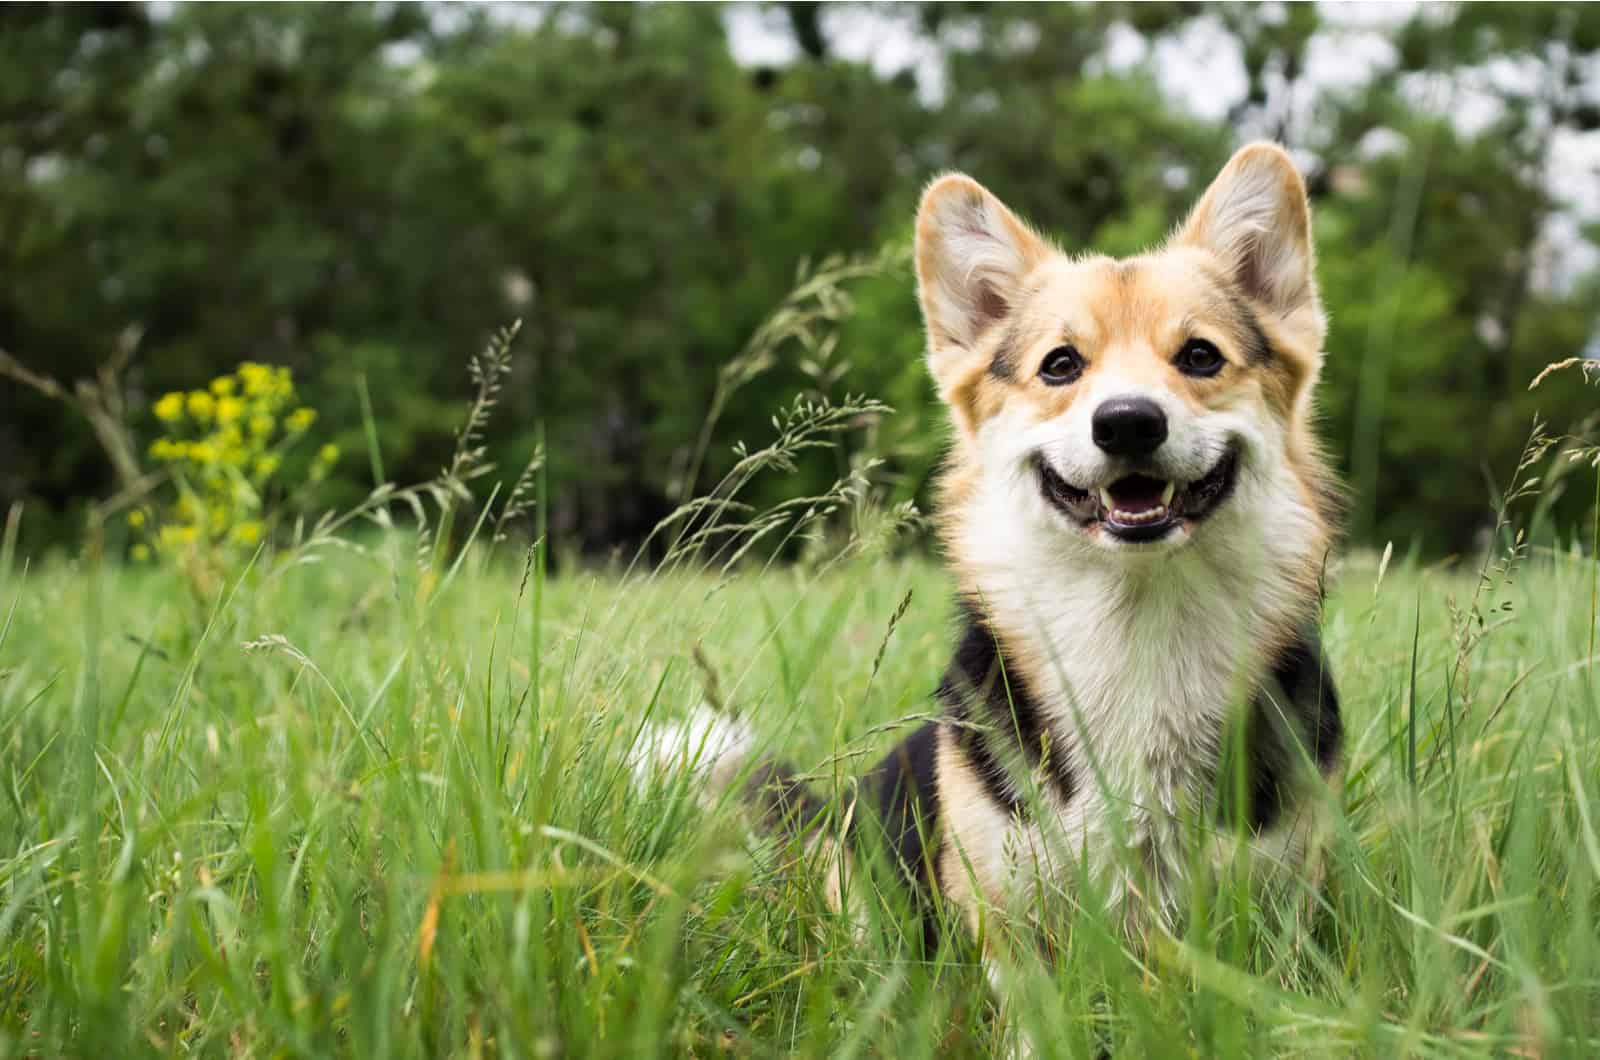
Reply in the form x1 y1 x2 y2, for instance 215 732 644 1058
3 2 1598 555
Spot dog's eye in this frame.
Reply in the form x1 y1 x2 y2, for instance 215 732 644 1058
1038 345 1084 386
1174 339 1225 377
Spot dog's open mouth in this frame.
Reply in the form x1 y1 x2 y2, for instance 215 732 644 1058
1037 445 1240 543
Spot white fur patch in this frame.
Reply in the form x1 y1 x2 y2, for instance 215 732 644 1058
633 703 756 799
955 394 1322 924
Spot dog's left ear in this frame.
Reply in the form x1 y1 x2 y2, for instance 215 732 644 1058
1175 143 1324 346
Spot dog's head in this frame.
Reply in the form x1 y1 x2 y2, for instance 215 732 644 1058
917 143 1336 570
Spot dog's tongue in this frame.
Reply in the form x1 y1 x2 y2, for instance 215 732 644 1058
1106 474 1168 515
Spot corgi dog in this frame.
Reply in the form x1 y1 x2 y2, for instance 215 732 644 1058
646 143 1341 966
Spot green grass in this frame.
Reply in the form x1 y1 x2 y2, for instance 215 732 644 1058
3 530 1600 1057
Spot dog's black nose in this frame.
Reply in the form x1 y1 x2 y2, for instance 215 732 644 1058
1092 397 1168 457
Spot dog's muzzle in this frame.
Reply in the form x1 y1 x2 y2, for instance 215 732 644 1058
1036 443 1241 543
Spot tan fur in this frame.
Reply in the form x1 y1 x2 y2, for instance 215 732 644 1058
655 145 1346 1000
916 143 1342 939
933 725 1009 937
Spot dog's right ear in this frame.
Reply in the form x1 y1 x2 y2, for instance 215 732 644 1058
915 174 1047 395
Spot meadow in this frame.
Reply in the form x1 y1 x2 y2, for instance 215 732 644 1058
7 7 1600 1056
3 506 1600 1058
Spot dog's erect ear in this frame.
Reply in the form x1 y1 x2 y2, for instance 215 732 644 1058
915 174 1048 389
1176 143 1323 339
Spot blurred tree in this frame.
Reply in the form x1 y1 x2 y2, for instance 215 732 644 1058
1 2 1596 557
1 2 430 530
1308 3 1600 544
1 3 156 517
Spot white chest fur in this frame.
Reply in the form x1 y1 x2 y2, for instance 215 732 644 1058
951 430 1322 917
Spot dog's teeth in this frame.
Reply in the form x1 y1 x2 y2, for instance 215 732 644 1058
1098 488 1114 510
1161 481 1176 505
1107 505 1171 525
1110 505 1168 526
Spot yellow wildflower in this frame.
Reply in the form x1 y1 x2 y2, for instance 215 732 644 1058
135 364 320 569
154 392 185 422
186 391 215 423
240 362 272 397
159 524 199 549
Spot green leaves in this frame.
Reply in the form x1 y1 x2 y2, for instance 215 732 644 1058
4 4 1600 557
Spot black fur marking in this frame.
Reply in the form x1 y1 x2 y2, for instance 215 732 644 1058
942 687 1022 817
858 721 944 948
988 317 1025 380
851 723 947 954
935 604 1075 814
1273 630 1342 773
1223 290 1276 365
742 760 833 834
744 744 946 948
1217 627 1341 833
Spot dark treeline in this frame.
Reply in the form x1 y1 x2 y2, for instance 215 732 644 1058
4 3 1599 557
